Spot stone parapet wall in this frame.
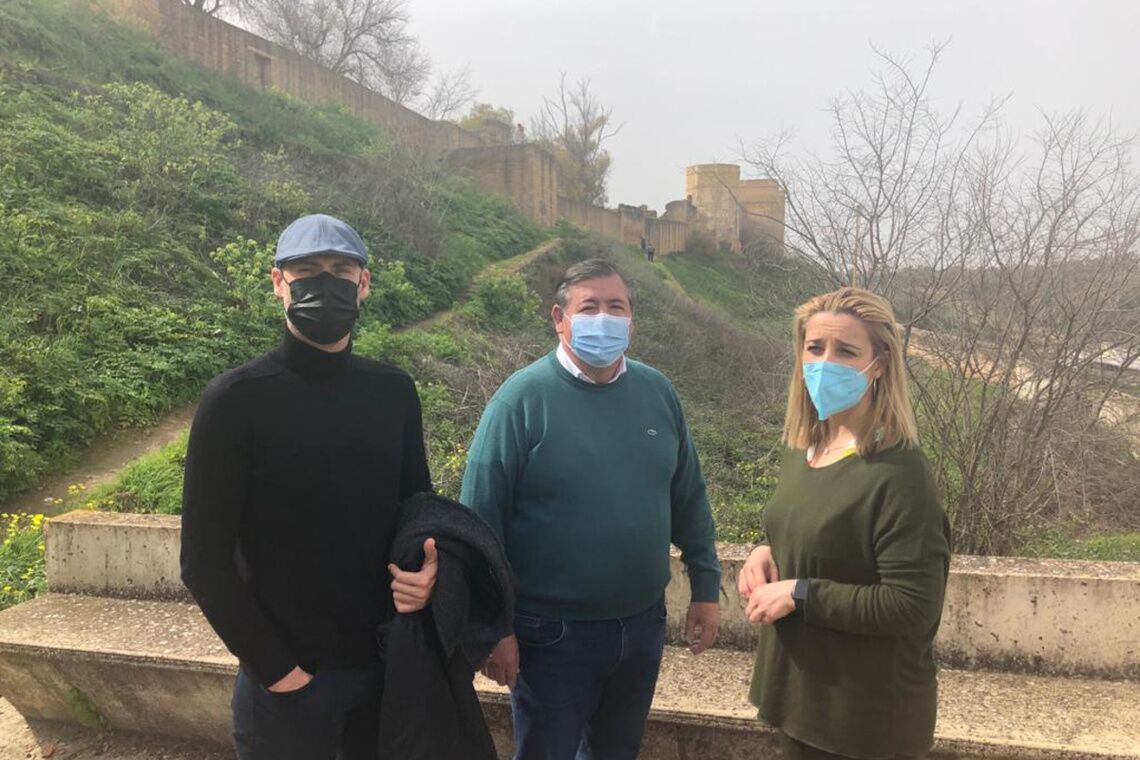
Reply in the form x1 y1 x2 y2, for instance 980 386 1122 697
43 511 1140 679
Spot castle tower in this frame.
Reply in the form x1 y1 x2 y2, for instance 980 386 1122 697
685 164 743 252
735 177 785 251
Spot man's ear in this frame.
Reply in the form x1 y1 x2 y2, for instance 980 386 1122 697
357 267 371 302
552 304 568 339
271 267 287 300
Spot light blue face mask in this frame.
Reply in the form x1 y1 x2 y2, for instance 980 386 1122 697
569 313 631 368
802 358 877 421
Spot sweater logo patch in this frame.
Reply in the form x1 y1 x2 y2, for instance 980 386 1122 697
647 428 658 436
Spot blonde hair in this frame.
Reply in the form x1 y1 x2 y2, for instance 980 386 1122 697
783 287 919 456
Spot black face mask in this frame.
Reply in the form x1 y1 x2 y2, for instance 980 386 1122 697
285 270 361 345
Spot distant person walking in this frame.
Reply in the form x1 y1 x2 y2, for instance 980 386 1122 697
740 287 951 760
462 258 721 760
646 243 656 263
181 214 438 760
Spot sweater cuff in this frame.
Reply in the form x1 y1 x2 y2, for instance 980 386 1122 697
688 567 721 604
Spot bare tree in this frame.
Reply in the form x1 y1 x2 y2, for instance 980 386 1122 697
744 43 1008 318
531 74 621 206
420 66 478 121
743 46 1140 553
236 0 428 104
910 113 1140 553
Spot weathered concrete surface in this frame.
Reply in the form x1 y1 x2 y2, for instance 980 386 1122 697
937 555 1140 679
1 595 1137 759
45 511 189 601
666 546 1140 679
45 512 1140 678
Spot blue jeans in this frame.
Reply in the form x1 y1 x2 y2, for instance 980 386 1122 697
511 597 667 760
232 665 382 760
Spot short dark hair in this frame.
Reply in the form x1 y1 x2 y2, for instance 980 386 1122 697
554 259 634 307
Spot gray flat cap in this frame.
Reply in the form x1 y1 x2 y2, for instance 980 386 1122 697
274 214 368 266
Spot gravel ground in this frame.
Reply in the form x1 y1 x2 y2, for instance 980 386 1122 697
0 699 230 760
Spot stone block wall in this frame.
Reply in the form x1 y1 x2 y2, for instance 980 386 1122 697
93 0 573 227
685 164 744 252
90 0 782 246
448 145 560 228
558 196 624 242
647 218 688 255
560 199 691 255
736 178 785 249
96 0 482 155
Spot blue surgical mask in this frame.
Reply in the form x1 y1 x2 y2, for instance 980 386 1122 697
803 359 877 421
569 313 631 368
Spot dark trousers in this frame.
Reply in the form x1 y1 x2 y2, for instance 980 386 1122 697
779 731 925 760
510 597 667 760
232 665 382 760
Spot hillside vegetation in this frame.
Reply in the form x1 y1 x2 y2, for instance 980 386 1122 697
0 0 544 502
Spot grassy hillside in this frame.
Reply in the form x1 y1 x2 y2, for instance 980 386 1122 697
0 0 545 501
661 248 823 335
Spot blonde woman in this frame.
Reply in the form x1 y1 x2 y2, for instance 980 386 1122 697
739 287 951 760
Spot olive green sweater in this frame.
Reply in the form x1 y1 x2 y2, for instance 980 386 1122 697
749 446 951 759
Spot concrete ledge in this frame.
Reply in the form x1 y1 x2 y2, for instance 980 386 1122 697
671 548 1140 679
45 511 186 601
1 595 1138 760
45 511 1140 678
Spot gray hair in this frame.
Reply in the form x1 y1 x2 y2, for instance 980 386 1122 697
554 259 635 307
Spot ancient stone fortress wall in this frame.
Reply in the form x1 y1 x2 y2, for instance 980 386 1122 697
736 177 785 249
683 164 786 253
686 163 746 252
647 217 688 255
447 146 560 228
93 0 784 257
558 197 624 242
96 0 484 154
94 0 560 224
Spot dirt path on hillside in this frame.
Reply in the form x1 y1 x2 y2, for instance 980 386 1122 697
0 240 564 519
411 238 561 332
0 405 196 519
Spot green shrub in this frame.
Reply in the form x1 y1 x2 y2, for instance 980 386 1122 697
0 0 551 502
367 260 433 326
463 274 542 332
355 325 464 370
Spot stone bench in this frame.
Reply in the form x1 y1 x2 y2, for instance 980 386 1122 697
1 594 1137 760
47 510 1140 678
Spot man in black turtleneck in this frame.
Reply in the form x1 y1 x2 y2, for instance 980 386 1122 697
181 214 436 760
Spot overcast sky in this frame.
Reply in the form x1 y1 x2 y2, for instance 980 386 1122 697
407 0 1138 211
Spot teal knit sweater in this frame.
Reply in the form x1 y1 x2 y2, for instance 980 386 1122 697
459 352 720 619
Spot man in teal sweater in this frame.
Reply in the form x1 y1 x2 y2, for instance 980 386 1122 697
461 258 721 760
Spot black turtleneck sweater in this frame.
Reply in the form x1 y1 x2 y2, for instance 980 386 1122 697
181 331 432 687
